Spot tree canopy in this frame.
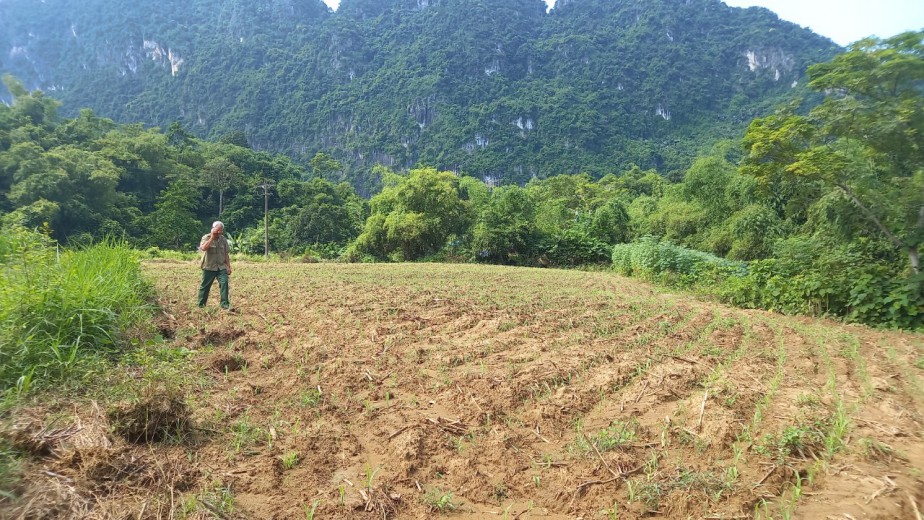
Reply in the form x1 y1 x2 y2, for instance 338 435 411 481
742 31 924 275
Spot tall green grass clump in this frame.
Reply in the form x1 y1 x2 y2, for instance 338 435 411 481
0 226 152 400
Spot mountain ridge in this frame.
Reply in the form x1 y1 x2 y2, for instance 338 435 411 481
0 0 840 190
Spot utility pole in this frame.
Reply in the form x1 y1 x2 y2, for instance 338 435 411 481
256 176 274 258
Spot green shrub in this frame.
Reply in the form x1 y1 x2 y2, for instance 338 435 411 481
470 186 538 265
588 199 631 245
303 243 345 260
0 227 153 399
341 243 377 263
143 246 197 261
706 204 785 261
611 236 744 284
846 271 922 329
612 235 921 330
539 229 612 266
715 236 922 329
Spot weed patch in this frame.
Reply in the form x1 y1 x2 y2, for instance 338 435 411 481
756 422 827 461
0 229 152 401
573 420 638 453
0 440 22 500
423 487 457 513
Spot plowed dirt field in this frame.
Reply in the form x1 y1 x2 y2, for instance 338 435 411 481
4 261 923 519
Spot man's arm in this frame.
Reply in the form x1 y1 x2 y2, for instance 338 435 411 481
199 234 214 251
225 249 232 275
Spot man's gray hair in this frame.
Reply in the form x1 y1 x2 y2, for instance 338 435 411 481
212 221 224 229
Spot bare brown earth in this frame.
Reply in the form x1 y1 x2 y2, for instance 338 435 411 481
2 261 923 519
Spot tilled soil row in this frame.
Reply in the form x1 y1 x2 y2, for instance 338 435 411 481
2 262 922 519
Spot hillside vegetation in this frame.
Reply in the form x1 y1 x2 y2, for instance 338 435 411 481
0 0 840 186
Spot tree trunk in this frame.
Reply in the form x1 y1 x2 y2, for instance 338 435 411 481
219 190 224 216
837 182 919 273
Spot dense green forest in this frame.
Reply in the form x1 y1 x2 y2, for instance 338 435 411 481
1 31 922 329
0 0 840 189
0 74 368 257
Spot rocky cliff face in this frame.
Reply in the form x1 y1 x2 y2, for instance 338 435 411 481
0 0 840 188
2 0 331 88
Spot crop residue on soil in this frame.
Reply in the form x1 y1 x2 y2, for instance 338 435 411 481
2 262 923 519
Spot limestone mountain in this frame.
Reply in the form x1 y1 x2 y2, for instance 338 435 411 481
0 0 840 189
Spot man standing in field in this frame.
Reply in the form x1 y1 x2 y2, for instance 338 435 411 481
198 221 233 310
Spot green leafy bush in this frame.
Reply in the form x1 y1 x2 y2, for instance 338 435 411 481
354 168 471 261
845 271 922 329
714 236 922 329
539 229 612 266
718 204 785 261
471 186 538 265
612 235 921 330
611 236 744 286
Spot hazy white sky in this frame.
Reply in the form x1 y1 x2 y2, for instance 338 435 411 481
720 0 924 45
320 0 924 46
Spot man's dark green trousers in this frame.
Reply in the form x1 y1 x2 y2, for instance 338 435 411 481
198 268 229 308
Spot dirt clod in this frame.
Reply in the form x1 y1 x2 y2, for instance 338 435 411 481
200 327 245 346
211 353 247 373
108 392 190 444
